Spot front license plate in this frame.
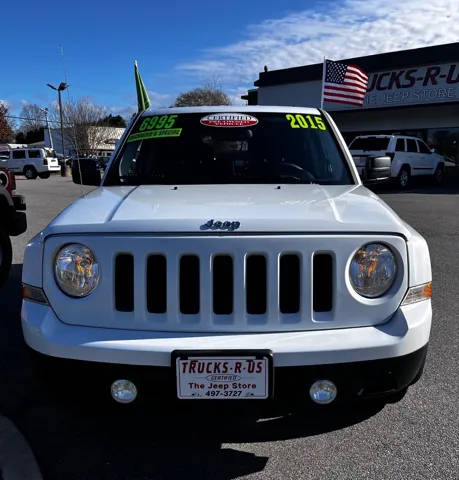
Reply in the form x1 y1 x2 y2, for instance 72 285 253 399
175 353 271 400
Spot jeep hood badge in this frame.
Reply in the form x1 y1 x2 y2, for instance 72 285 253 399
200 219 240 231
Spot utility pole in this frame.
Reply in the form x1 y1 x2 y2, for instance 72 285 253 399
46 82 69 175
39 107 53 150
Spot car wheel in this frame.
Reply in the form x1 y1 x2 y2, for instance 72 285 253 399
397 166 410 189
0 227 12 286
24 166 38 180
433 165 444 185
39 172 51 179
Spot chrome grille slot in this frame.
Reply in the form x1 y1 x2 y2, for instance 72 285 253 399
146 255 167 313
115 254 134 312
246 255 267 314
213 255 233 314
313 253 333 312
280 254 301 314
180 255 200 314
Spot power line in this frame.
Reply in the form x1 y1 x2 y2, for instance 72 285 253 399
4 114 72 126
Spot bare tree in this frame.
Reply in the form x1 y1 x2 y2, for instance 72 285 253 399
173 79 231 107
19 104 45 132
51 98 115 156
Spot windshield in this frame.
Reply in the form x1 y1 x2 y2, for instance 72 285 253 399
105 112 354 186
349 137 389 151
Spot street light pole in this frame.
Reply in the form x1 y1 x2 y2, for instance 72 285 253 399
46 82 69 176
58 88 64 155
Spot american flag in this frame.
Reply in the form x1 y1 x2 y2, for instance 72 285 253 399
322 60 368 106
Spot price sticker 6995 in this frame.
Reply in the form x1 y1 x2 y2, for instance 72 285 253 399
138 114 178 131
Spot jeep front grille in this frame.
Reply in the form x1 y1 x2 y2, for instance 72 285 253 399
115 251 333 317
43 234 408 333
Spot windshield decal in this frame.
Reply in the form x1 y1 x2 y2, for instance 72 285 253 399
200 113 258 128
138 114 178 131
286 114 327 130
128 114 181 142
127 128 182 142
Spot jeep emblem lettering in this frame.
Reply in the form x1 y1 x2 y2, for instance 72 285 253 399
200 219 240 231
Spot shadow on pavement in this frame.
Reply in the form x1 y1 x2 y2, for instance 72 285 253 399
0 264 384 479
13 398 383 479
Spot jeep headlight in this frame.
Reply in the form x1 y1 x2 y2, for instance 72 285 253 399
54 244 100 297
349 243 397 298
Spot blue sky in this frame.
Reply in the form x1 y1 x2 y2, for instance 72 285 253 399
1 0 458 120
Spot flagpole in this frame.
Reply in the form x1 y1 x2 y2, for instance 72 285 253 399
320 57 326 109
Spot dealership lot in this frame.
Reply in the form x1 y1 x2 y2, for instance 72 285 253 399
0 175 458 479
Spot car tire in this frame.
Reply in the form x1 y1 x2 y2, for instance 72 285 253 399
39 172 51 179
396 166 410 189
433 165 444 185
24 166 38 180
0 227 12 286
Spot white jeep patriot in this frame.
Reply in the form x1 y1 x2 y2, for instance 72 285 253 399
21 107 432 406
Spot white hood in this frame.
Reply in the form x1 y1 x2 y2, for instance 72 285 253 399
46 184 409 236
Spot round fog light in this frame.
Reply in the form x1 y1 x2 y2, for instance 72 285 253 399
309 380 337 404
111 379 138 404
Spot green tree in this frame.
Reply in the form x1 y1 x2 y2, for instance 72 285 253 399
98 114 127 128
0 104 14 142
173 81 231 107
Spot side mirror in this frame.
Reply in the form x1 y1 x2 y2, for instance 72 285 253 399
430 148 435 154
72 158 102 186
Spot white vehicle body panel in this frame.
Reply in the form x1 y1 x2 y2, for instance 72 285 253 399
22 300 431 367
45 184 407 235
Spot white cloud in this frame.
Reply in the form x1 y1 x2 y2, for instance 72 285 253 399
177 0 459 94
147 90 173 108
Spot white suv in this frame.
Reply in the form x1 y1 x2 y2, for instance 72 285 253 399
0 147 60 179
349 135 445 188
21 107 432 407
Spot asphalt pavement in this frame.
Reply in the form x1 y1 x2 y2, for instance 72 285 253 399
0 174 458 479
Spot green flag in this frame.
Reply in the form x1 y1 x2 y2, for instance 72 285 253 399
134 60 151 113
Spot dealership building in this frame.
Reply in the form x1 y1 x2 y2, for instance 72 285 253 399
243 42 459 164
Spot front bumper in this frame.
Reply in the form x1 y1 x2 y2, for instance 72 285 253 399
22 300 431 368
29 345 428 404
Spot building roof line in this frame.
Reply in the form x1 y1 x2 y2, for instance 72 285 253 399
254 42 459 87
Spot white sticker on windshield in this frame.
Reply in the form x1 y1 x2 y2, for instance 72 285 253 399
200 113 258 128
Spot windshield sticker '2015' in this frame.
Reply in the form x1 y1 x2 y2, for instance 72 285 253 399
286 114 326 130
127 128 182 142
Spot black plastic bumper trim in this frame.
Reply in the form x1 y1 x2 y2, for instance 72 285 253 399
29 345 428 405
